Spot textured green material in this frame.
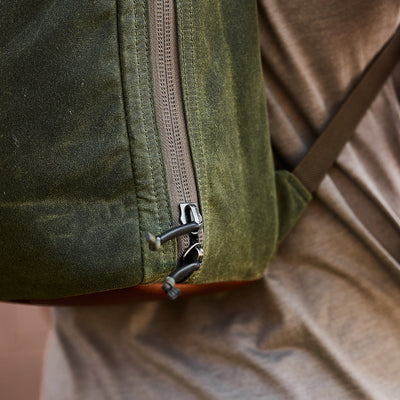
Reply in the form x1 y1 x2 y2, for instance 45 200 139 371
0 0 175 300
176 0 311 283
0 0 310 300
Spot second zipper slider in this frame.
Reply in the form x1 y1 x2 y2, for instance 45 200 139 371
162 242 204 300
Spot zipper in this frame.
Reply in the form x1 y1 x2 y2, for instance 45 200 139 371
148 0 204 298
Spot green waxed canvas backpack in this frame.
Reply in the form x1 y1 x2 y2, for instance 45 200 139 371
1 1 398 305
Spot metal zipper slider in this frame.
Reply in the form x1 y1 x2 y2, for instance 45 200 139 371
162 243 204 300
146 203 203 250
179 203 202 226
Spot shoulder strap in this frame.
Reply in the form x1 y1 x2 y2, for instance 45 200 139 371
293 27 400 193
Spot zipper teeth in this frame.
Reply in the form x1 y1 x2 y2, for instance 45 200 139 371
156 1 188 204
151 0 203 254
154 0 196 209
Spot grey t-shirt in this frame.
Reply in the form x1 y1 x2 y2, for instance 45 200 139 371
42 2 400 399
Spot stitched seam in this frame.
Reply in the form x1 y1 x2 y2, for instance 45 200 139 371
115 0 143 274
135 0 166 275
188 1 208 202
142 1 170 217
187 0 208 254
142 0 169 271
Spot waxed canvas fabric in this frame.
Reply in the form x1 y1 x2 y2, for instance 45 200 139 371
1 1 149 299
175 0 311 284
0 0 310 300
0 1 170 300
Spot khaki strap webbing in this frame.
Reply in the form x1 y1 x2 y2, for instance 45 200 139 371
293 27 400 193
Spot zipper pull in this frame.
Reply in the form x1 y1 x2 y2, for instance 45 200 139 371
146 203 204 299
145 222 200 251
145 203 203 250
162 243 204 300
